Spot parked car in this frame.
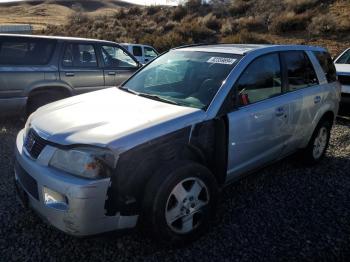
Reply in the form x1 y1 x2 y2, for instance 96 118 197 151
334 48 350 103
15 44 340 245
121 43 158 64
0 34 140 116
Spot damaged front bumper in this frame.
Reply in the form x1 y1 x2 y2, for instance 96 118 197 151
14 129 138 236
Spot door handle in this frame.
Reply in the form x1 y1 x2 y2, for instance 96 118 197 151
275 107 285 117
314 96 321 104
108 71 116 75
65 72 75 77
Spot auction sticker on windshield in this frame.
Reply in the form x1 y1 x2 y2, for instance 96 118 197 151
207 57 237 65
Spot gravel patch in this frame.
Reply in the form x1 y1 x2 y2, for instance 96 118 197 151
1 110 350 261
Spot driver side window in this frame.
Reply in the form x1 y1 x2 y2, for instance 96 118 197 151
236 53 282 106
101 45 138 68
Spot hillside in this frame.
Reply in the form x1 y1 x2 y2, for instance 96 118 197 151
0 0 349 55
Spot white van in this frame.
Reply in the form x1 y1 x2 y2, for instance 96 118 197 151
121 43 158 64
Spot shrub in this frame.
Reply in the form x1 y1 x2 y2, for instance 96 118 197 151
146 5 161 16
284 0 320 13
221 30 269 44
201 14 222 31
229 0 252 17
163 21 178 32
177 20 216 43
68 12 89 24
236 16 267 32
185 0 202 13
140 32 186 52
128 6 142 16
114 9 127 19
270 12 310 34
172 5 187 21
220 19 235 36
308 14 337 35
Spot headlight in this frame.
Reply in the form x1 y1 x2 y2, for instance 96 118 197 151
49 147 118 179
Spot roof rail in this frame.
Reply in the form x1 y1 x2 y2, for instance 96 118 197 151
172 43 215 50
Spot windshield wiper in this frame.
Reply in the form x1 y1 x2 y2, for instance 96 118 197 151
118 86 139 95
119 86 180 106
137 93 181 106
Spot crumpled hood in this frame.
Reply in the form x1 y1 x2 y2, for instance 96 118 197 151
335 64 350 75
30 88 205 151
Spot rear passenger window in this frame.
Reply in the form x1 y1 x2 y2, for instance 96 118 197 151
313 51 337 83
0 37 55 65
283 51 318 91
132 46 143 57
236 53 282 106
62 43 97 68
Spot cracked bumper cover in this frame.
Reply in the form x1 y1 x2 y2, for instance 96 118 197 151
14 129 138 236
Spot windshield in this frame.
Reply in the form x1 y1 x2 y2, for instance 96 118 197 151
121 50 242 109
336 49 350 64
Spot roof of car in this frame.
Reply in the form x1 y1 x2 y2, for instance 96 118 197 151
174 44 326 55
0 34 118 44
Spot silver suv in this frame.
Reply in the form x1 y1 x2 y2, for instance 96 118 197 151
15 44 340 244
0 34 140 116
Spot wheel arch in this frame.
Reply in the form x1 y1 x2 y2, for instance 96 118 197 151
105 118 228 217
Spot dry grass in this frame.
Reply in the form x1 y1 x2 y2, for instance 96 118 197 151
0 0 349 55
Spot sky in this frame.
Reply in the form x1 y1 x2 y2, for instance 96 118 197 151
0 0 181 5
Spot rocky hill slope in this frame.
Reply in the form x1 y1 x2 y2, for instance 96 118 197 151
1 0 349 55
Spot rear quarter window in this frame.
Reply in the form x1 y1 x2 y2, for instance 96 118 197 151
313 51 337 83
0 37 56 65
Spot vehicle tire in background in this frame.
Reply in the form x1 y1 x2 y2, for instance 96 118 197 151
142 161 219 246
301 120 332 165
27 90 67 116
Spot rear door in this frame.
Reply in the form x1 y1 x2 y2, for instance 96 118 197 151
226 52 292 181
59 42 104 95
280 51 321 150
100 44 139 87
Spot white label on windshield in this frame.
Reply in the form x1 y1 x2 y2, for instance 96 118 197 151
207 57 236 65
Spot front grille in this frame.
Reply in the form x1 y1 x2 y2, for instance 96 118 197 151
24 129 48 159
338 75 350 85
15 161 39 200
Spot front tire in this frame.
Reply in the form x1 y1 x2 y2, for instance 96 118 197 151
142 161 219 245
301 120 332 165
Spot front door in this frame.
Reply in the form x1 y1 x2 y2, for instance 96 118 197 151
100 44 139 87
226 53 292 181
60 42 105 95
131 45 144 64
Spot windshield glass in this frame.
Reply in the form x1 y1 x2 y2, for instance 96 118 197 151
122 50 242 109
336 49 350 64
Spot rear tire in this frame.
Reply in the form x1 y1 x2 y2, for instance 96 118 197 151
300 119 332 165
27 90 67 116
142 161 219 246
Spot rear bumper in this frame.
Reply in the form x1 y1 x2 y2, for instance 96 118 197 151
14 129 138 236
0 97 26 116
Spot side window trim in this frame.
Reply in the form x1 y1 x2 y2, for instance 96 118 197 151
61 42 99 69
100 44 139 69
